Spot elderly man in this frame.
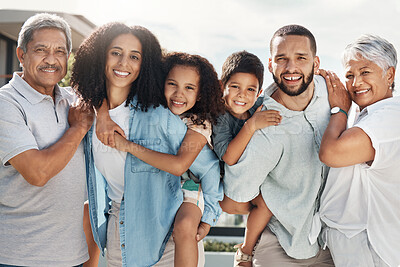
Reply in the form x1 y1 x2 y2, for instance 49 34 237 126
224 25 335 266
0 13 93 266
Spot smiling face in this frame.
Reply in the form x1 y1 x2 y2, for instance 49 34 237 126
105 33 142 94
17 28 68 95
164 65 200 115
345 58 394 110
223 72 261 119
268 35 319 96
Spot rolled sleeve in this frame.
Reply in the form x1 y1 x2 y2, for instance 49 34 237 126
0 98 38 165
189 146 223 226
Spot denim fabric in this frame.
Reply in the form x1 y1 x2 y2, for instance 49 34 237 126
84 99 223 267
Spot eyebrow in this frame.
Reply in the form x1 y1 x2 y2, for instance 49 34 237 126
275 52 309 57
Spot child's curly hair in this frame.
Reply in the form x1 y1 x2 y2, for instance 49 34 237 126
71 22 165 110
163 52 225 126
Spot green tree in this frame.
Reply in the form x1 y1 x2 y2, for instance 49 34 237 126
58 52 75 87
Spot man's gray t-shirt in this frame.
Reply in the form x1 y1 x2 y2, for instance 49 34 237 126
0 73 89 266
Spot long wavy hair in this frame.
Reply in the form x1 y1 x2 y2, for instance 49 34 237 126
71 22 165 110
163 52 225 126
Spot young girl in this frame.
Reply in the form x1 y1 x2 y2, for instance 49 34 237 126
96 52 225 267
212 51 281 267
72 23 222 267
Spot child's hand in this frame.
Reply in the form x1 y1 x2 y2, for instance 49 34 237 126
196 222 211 242
247 105 281 132
96 113 126 148
113 132 130 152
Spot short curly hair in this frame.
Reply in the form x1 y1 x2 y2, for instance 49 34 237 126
220 51 264 91
71 22 165 110
163 52 225 126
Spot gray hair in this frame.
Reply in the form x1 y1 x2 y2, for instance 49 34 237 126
342 34 397 71
18 13 72 54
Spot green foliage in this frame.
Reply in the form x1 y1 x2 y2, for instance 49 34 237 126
58 53 75 87
203 239 237 252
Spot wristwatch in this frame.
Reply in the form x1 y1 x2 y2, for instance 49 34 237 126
330 107 348 118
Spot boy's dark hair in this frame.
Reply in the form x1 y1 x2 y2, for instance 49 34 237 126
163 52 225 126
220 51 264 90
71 22 165 110
270 24 317 56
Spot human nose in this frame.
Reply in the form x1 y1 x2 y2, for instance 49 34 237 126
43 51 57 65
352 75 363 87
285 59 297 72
119 55 129 66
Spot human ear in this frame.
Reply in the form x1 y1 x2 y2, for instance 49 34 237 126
257 88 263 97
386 67 395 87
313 56 320 74
268 58 273 73
16 47 25 66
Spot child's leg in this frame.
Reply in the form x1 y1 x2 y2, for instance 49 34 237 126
219 194 252 215
82 201 100 267
241 194 273 256
173 202 202 267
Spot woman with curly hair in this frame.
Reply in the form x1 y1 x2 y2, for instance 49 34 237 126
100 52 225 267
71 23 223 267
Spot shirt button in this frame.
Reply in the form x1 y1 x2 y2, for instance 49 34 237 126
120 221 124 225
121 244 125 248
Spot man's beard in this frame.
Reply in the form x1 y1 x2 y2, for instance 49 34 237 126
273 67 314 96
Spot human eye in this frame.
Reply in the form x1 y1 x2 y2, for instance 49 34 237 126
361 70 370 75
130 54 139 60
185 86 195 90
111 51 121 56
298 56 307 60
167 81 176 86
345 74 354 80
34 47 45 53
248 87 256 92
56 49 67 55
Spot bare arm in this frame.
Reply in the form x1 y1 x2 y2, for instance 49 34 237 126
114 128 207 176
8 104 94 186
222 106 281 165
318 70 375 167
95 100 126 148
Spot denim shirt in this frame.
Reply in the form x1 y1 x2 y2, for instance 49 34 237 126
84 99 223 267
224 75 330 259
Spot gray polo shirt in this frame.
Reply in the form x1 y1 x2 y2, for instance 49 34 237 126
0 73 88 266
224 75 330 259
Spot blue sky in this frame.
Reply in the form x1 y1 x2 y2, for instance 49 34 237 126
3 0 400 92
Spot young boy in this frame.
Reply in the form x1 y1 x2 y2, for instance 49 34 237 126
212 51 281 267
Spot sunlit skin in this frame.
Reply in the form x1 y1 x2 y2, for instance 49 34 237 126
16 28 69 98
268 35 319 97
105 33 142 108
345 58 394 110
223 72 261 120
164 65 200 115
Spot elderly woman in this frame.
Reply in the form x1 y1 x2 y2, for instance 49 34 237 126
309 35 399 267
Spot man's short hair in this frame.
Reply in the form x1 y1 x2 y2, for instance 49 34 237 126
270 24 317 56
18 13 72 54
220 50 264 90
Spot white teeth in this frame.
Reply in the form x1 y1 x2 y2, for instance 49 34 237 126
283 76 301 81
114 70 129 76
234 101 246 106
172 100 184 105
43 69 56 73
355 89 369 94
